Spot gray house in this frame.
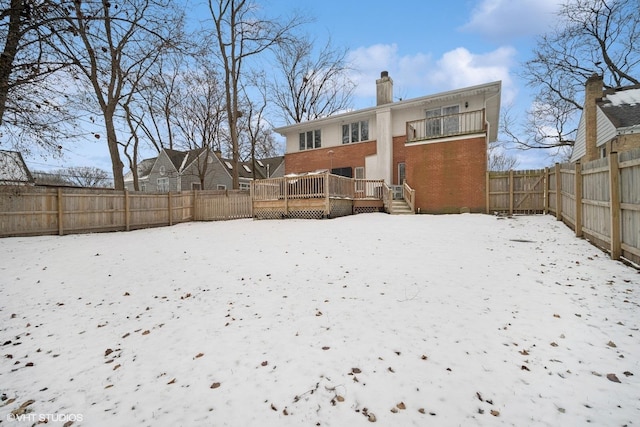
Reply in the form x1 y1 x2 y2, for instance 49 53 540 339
0 150 34 185
124 148 284 192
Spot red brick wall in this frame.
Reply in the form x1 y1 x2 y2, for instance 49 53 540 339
405 136 487 213
285 141 377 175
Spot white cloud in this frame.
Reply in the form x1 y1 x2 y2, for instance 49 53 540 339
460 0 561 40
429 46 517 103
347 44 517 106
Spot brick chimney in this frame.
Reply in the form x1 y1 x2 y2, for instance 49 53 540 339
584 74 603 162
376 71 393 106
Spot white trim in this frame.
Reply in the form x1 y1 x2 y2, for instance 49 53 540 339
404 132 486 147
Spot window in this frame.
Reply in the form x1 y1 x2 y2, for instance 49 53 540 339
442 105 460 134
342 120 369 144
426 105 459 137
141 183 147 192
239 182 250 190
331 167 352 178
398 162 406 185
299 129 321 150
217 184 227 190
192 182 202 190
157 177 169 192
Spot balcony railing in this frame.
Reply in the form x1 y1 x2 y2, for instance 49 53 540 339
406 109 485 143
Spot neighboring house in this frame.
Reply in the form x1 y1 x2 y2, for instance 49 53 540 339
0 150 34 185
124 147 284 192
274 72 501 213
571 74 640 163
123 157 156 191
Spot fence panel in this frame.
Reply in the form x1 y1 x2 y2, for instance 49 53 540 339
195 191 251 220
581 158 611 245
559 164 576 227
487 170 545 214
620 148 640 264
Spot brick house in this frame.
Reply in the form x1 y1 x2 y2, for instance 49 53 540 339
274 73 501 213
570 74 640 163
124 148 284 192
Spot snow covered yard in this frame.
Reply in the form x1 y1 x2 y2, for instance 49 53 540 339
1 213 638 426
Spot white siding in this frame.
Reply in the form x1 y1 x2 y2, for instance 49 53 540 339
571 113 586 162
596 107 616 148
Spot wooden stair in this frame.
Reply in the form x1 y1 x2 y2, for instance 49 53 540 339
390 199 414 215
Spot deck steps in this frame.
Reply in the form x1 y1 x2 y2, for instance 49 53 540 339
390 199 414 215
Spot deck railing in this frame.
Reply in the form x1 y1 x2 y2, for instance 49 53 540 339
403 181 415 212
253 172 386 201
406 109 485 143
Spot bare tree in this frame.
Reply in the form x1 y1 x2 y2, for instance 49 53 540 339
271 36 355 124
208 0 304 188
64 166 111 187
172 65 227 189
238 73 278 178
509 0 639 151
51 0 184 190
0 0 76 154
488 140 520 171
32 166 110 187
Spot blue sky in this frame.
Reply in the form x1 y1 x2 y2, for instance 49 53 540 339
25 0 564 174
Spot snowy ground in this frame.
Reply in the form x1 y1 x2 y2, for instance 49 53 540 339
1 213 639 426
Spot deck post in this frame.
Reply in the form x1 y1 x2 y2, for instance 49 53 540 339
324 171 330 217
284 176 289 216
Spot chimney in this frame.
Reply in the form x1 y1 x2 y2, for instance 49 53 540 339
376 71 393 106
584 74 603 162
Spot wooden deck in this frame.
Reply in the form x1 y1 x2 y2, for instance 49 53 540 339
251 172 385 219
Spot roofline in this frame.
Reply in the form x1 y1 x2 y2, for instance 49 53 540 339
274 80 502 134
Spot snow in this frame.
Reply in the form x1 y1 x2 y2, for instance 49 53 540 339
1 213 639 426
605 87 640 106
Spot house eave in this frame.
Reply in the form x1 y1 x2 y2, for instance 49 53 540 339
274 81 502 135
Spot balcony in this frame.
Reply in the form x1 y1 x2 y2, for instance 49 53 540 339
406 109 486 143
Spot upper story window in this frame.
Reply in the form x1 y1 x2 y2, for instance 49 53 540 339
342 120 369 144
426 105 459 137
157 177 169 192
299 129 321 150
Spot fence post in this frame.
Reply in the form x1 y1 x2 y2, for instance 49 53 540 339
124 190 130 231
57 188 64 236
168 192 173 226
509 169 514 215
609 151 621 260
555 163 562 221
192 190 198 221
575 162 583 237
543 167 549 214
485 171 490 214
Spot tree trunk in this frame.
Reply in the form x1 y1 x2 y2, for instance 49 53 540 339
0 0 24 126
104 111 124 190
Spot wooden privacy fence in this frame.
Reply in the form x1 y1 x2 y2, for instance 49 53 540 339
0 187 251 237
487 148 640 265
